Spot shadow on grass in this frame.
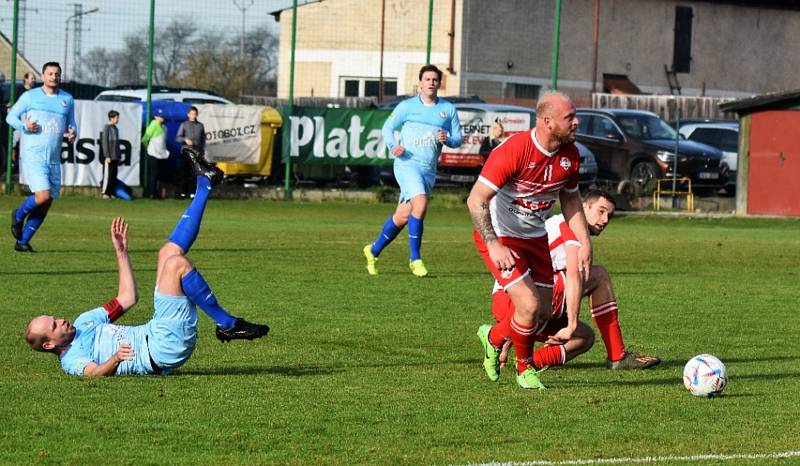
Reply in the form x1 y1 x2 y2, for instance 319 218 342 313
178 365 345 377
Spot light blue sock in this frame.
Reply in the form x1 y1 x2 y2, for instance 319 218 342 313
168 176 211 252
180 268 237 329
371 214 403 257
408 215 424 261
19 205 48 245
15 195 38 222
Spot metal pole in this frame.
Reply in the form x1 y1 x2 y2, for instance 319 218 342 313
425 0 433 64
379 0 385 103
284 0 298 201
551 0 562 90
145 0 155 194
63 18 70 81
4 0 20 194
672 105 680 209
590 0 599 99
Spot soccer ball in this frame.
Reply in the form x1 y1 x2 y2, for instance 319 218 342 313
683 354 728 397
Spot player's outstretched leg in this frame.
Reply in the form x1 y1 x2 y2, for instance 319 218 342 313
167 148 224 254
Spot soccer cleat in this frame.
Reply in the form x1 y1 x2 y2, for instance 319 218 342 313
14 242 36 253
216 318 270 343
409 259 428 277
363 244 378 275
182 147 224 187
11 209 23 241
607 349 661 370
516 366 547 390
477 324 501 382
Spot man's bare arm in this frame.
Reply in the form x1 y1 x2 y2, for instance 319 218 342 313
82 344 134 377
467 182 517 270
559 189 592 281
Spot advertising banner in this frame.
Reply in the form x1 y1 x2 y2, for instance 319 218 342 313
440 110 531 168
282 107 392 166
199 104 263 164
19 101 143 187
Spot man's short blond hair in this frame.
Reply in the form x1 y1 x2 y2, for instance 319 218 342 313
536 91 572 119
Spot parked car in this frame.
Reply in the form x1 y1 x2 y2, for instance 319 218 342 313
576 142 598 190
575 108 725 194
95 86 233 104
678 120 739 194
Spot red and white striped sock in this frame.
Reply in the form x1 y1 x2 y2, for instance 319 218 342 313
533 344 566 369
591 300 625 361
510 317 536 373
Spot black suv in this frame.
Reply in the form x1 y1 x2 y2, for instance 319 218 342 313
575 108 724 193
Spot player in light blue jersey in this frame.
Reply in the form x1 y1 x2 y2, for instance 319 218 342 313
363 65 462 277
6 62 77 253
24 149 270 376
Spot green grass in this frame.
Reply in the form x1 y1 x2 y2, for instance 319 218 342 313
1 195 799 465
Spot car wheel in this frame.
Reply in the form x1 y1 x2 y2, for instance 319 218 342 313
629 162 659 195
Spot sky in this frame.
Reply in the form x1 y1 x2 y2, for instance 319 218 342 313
1 0 295 77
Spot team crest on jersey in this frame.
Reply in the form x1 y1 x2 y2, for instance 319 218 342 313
500 269 513 279
439 111 446 119
83 320 94 328
61 99 68 108
560 157 571 170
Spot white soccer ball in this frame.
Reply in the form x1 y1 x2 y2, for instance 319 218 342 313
683 354 728 397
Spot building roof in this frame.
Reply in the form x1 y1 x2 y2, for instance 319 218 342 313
0 30 39 81
718 88 800 114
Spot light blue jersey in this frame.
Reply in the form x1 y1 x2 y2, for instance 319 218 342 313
382 95 462 172
6 87 77 165
60 308 155 376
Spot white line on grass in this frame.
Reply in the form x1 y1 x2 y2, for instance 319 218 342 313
468 450 800 465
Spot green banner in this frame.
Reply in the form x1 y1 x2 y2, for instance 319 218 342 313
281 107 393 165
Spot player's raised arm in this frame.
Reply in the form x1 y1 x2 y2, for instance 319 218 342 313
105 217 138 320
560 189 592 281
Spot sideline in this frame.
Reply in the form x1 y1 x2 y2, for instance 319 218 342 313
467 450 800 465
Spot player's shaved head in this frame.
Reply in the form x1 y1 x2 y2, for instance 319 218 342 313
536 91 572 119
25 316 49 351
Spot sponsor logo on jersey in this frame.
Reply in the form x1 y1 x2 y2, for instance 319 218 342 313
527 162 537 169
560 157 571 170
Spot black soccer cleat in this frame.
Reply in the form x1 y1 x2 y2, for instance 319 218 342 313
216 318 270 343
14 242 36 253
181 147 224 187
11 209 24 241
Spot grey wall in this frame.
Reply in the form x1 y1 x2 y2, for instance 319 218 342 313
461 0 800 100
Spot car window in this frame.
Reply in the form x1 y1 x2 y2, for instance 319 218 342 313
590 116 621 140
577 115 591 135
618 114 676 140
718 129 739 152
96 95 140 102
688 128 720 147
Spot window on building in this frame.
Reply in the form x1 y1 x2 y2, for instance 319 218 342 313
509 83 540 100
673 6 693 73
340 77 398 98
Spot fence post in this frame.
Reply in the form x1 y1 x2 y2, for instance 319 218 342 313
551 0 562 90
144 0 156 195
284 0 298 201
425 0 433 64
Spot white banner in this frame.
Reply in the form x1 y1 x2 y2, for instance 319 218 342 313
19 101 143 187
452 110 531 154
199 104 263 164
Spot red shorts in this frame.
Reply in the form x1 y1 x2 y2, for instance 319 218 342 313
474 230 554 290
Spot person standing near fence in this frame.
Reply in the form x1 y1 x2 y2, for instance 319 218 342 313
141 108 169 200
175 106 206 199
6 62 77 253
362 64 462 277
100 110 121 199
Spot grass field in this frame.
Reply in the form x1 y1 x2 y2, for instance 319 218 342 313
1 194 799 465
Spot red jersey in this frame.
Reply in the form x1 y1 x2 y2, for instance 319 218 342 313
477 129 580 239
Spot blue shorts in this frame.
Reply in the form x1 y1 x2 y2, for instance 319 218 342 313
22 157 61 197
146 289 198 370
393 160 435 202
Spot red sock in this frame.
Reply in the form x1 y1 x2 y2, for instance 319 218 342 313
510 317 535 373
488 315 510 348
533 345 565 369
591 300 625 361
492 289 514 322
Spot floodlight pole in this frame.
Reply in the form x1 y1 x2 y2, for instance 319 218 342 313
5 0 20 194
62 6 99 81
